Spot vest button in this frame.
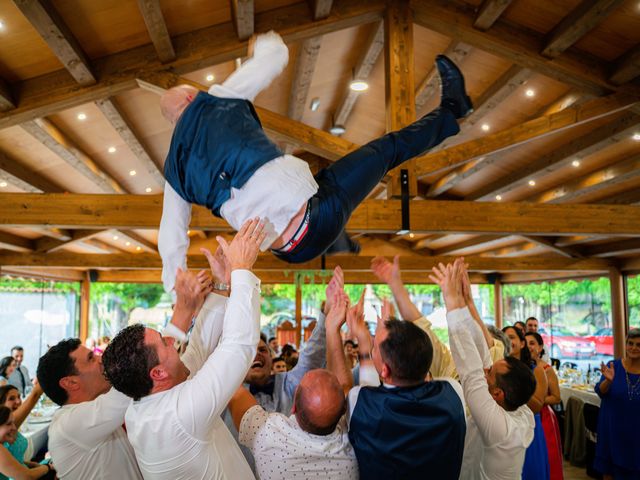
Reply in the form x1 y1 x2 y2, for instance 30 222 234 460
219 172 228 180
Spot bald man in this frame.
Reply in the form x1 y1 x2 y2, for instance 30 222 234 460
228 369 358 480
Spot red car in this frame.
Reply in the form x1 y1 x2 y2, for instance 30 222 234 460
538 326 597 359
585 327 614 356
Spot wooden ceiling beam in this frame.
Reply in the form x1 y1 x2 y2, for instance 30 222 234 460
95 98 164 186
12 0 95 85
518 235 583 258
415 93 638 178
333 21 384 128
415 41 472 113
288 36 323 121
21 118 125 194
0 78 15 112
610 43 640 85
136 0 176 62
0 267 85 282
432 235 504 256
0 151 64 193
480 242 548 258
469 111 640 201
117 230 157 254
0 0 385 129
596 187 640 205
473 0 514 31
229 1 254 40
0 232 35 252
309 0 334 19
0 251 613 272
35 229 101 253
581 238 640 258
412 0 634 96
3 193 640 236
542 0 624 59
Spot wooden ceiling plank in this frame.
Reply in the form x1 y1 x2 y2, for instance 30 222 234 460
309 0 334 19
21 118 126 194
0 151 64 193
415 41 472 112
432 235 503 256
229 0 255 41
480 242 549 258
12 0 95 85
581 238 640 258
412 0 630 96
117 230 158 254
0 251 612 272
415 93 638 178
95 98 164 186
542 0 625 59
469 110 640 201
596 188 640 205
35 229 102 253
0 267 85 282
0 78 15 112
610 43 640 85
136 0 176 62
3 193 640 237
334 21 384 127
0 232 34 252
288 36 323 121
426 156 486 197
518 235 582 258
473 0 514 31
0 0 385 129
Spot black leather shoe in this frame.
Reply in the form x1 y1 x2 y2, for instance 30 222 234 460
325 230 361 256
436 54 473 119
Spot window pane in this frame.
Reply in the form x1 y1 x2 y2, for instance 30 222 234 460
629 274 640 329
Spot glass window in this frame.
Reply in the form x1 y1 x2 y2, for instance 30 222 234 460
503 277 613 372
628 274 640 330
0 276 79 374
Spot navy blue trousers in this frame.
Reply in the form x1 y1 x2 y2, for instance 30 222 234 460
274 106 460 263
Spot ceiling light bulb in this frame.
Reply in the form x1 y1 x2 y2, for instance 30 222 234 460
187 230 191 235
77 113 87 121
0 21 5 30
206 74 215 82
310 97 321 112
136 246 141 251
349 80 369 92
481 124 490 132
329 125 346 136
108 146 116 153
525 89 535 97
572 160 580 167
125 241 131 246
145 187 152 193
633 133 640 141
409 233 415 239
113 235 119 240
528 179 536 186
495 194 502 201
0 181 7 188
129 170 136 176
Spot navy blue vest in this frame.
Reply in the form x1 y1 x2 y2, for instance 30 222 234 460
349 381 465 480
164 92 283 217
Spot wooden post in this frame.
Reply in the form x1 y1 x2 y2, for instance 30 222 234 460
609 267 627 359
384 0 417 198
295 283 302 348
79 270 90 342
494 277 503 329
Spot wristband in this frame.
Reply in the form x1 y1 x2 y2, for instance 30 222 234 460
212 282 230 291
359 353 372 361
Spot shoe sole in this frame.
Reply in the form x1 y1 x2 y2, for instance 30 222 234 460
437 55 474 116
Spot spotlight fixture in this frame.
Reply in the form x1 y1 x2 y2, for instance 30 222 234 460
481 124 490 132
108 146 116 154
113 235 119 240
206 74 215 82
349 80 369 92
329 124 346 136
77 113 87 121
129 170 136 176
633 133 640 141
136 246 141 251
310 97 321 112
145 187 152 193
125 241 131 246
0 181 7 188
572 160 580 167
525 89 535 98
495 195 502 201
528 179 536 186
409 233 415 239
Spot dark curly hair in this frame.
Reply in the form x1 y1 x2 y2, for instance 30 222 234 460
496 356 536 411
0 357 15 379
36 338 81 406
379 319 433 384
0 385 19 405
102 324 159 401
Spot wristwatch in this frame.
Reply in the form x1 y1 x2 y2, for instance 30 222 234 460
212 282 230 291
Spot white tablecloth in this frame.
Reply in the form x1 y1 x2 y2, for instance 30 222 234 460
21 405 56 460
560 385 601 407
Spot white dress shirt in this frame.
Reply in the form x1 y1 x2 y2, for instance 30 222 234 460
125 270 261 479
447 307 535 480
48 388 142 480
159 31 318 294
239 406 358 480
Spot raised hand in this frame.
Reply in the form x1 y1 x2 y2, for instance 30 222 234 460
346 290 369 343
325 289 349 333
324 266 345 315
371 255 401 287
201 245 231 284
601 361 615 382
380 297 395 322
216 218 266 271
174 268 212 314
429 258 466 311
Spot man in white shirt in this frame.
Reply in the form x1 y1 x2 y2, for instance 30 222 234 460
158 30 472 294
102 219 264 479
430 258 537 480
35 270 212 480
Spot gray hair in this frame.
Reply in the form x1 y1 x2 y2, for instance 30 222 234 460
486 324 511 357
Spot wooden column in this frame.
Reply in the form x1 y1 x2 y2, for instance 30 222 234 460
384 0 417 198
295 283 302 348
609 267 627 358
79 270 90 342
494 277 503 329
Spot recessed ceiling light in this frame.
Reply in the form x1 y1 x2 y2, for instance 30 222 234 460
0 20 5 30
409 233 415 239
113 235 119 240
310 97 320 112
187 230 191 235
633 133 640 141
145 187 152 193
481 124 490 132
129 170 136 176
329 125 346 135
528 179 536 186
136 246 141 251
525 89 535 97
495 194 502 201
125 241 131 246
108 146 116 154
77 113 87 121
206 74 215 82
0 181 7 188
349 80 369 92
572 160 581 167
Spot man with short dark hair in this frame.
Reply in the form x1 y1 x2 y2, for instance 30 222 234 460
268 336 279 356
526 317 539 333
271 356 286 374
346 292 466 479
8 346 30 397
430 258 536 480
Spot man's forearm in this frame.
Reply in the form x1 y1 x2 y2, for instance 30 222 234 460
389 280 422 322
326 326 353 391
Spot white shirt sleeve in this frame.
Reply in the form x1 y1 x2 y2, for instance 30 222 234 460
57 388 131 448
176 270 261 440
447 307 510 445
208 31 289 102
158 182 191 296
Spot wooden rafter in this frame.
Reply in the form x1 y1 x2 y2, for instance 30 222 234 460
412 0 636 96
334 21 384 127
582 239 640 258
432 235 504 256
469 111 640 201
309 0 334 19
3 194 640 237
136 0 176 62
35 230 101 253
95 98 164 186
0 78 15 112
473 0 514 31
480 242 549 258
518 236 583 258
542 0 625 59
0 232 34 252
610 43 640 86
597 188 640 205
288 36 323 121
415 93 638 178
0 0 386 129
116 230 158 254
12 0 95 86
0 151 64 193
229 0 254 41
